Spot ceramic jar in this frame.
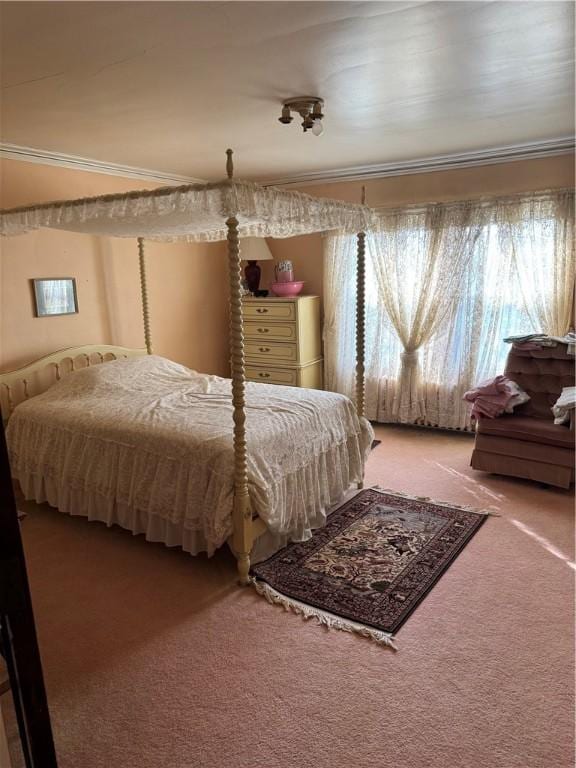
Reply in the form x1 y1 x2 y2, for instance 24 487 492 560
275 260 294 283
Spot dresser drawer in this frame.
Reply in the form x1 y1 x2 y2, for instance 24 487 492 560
246 365 298 386
243 302 296 322
245 341 298 363
244 321 297 342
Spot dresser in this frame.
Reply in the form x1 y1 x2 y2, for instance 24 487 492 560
242 296 323 389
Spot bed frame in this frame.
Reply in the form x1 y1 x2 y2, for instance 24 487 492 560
0 150 367 585
224 154 367 583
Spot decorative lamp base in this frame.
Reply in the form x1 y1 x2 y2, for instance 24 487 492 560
244 260 261 293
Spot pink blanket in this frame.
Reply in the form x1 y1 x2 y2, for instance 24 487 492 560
463 375 515 419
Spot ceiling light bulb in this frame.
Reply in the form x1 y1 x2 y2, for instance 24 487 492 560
278 105 293 124
311 119 324 136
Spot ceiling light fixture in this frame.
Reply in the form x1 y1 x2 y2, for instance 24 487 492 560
278 97 324 136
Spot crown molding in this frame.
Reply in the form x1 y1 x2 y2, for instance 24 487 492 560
0 143 205 185
1 137 573 189
263 137 575 188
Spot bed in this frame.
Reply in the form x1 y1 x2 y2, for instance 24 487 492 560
6 353 372 560
0 149 375 582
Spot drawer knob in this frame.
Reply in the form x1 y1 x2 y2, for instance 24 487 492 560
257 328 269 333
259 347 270 353
259 372 271 378
256 308 268 314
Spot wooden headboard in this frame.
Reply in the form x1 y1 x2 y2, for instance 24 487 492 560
0 345 147 423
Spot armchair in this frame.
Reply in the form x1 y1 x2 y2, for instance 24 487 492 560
470 344 575 488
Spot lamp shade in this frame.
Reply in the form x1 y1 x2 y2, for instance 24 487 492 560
240 237 273 261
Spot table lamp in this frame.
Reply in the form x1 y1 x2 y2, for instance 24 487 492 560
241 237 273 293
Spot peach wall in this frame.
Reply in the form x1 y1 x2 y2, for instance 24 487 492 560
0 159 229 374
262 154 574 303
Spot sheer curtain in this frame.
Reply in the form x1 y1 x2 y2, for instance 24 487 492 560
324 189 574 430
323 235 357 398
501 191 575 335
366 204 482 422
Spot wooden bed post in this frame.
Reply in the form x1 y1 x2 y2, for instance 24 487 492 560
137 237 153 355
225 150 253 585
355 188 366 489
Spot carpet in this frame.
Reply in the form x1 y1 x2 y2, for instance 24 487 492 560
252 487 489 647
19 425 574 768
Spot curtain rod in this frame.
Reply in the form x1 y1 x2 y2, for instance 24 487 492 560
371 187 574 214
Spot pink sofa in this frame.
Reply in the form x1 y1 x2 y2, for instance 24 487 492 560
470 345 575 488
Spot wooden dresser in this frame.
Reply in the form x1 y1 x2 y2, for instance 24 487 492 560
242 296 323 389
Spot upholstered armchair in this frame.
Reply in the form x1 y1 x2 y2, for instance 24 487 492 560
470 345 575 488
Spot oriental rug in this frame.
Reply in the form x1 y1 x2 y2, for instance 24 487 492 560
251 488 489 648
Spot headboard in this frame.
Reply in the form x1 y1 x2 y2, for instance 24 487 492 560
0 345 147 423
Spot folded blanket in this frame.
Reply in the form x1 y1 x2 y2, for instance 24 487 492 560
504 332 576 356
463 376 530 420
552 387 576 426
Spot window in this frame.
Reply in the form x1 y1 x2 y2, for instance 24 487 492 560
324 190 573 430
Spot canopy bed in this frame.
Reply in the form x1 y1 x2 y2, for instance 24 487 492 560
0 150 374 583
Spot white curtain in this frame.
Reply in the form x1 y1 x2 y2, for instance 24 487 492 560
323 235 402 420
323 235 357 398
324 189 575 431
501 191 575 335
366 204 482 422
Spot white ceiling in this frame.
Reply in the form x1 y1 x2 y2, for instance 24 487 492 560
0 1 573 182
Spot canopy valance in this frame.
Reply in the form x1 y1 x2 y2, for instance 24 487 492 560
0 178 374 241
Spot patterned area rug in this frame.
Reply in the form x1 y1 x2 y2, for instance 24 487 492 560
251 488 489 648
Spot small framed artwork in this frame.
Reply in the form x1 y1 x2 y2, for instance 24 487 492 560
32 278 78 317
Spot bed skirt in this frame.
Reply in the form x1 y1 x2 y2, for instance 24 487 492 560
15 471 363 564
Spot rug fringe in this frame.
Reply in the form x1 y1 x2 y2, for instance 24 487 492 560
251 579 398 650
372 486 501 517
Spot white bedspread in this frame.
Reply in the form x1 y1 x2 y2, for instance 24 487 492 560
7 356 373 555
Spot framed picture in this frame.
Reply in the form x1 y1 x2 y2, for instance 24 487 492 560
32 278 78 317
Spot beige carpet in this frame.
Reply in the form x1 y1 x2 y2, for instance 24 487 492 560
19 425 574 768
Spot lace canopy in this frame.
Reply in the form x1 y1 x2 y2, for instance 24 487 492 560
0 178 374 241
0 150 375 587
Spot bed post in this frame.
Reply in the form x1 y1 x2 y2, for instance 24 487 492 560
225 150 253 585
137 238 153 355
355 188 366 489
